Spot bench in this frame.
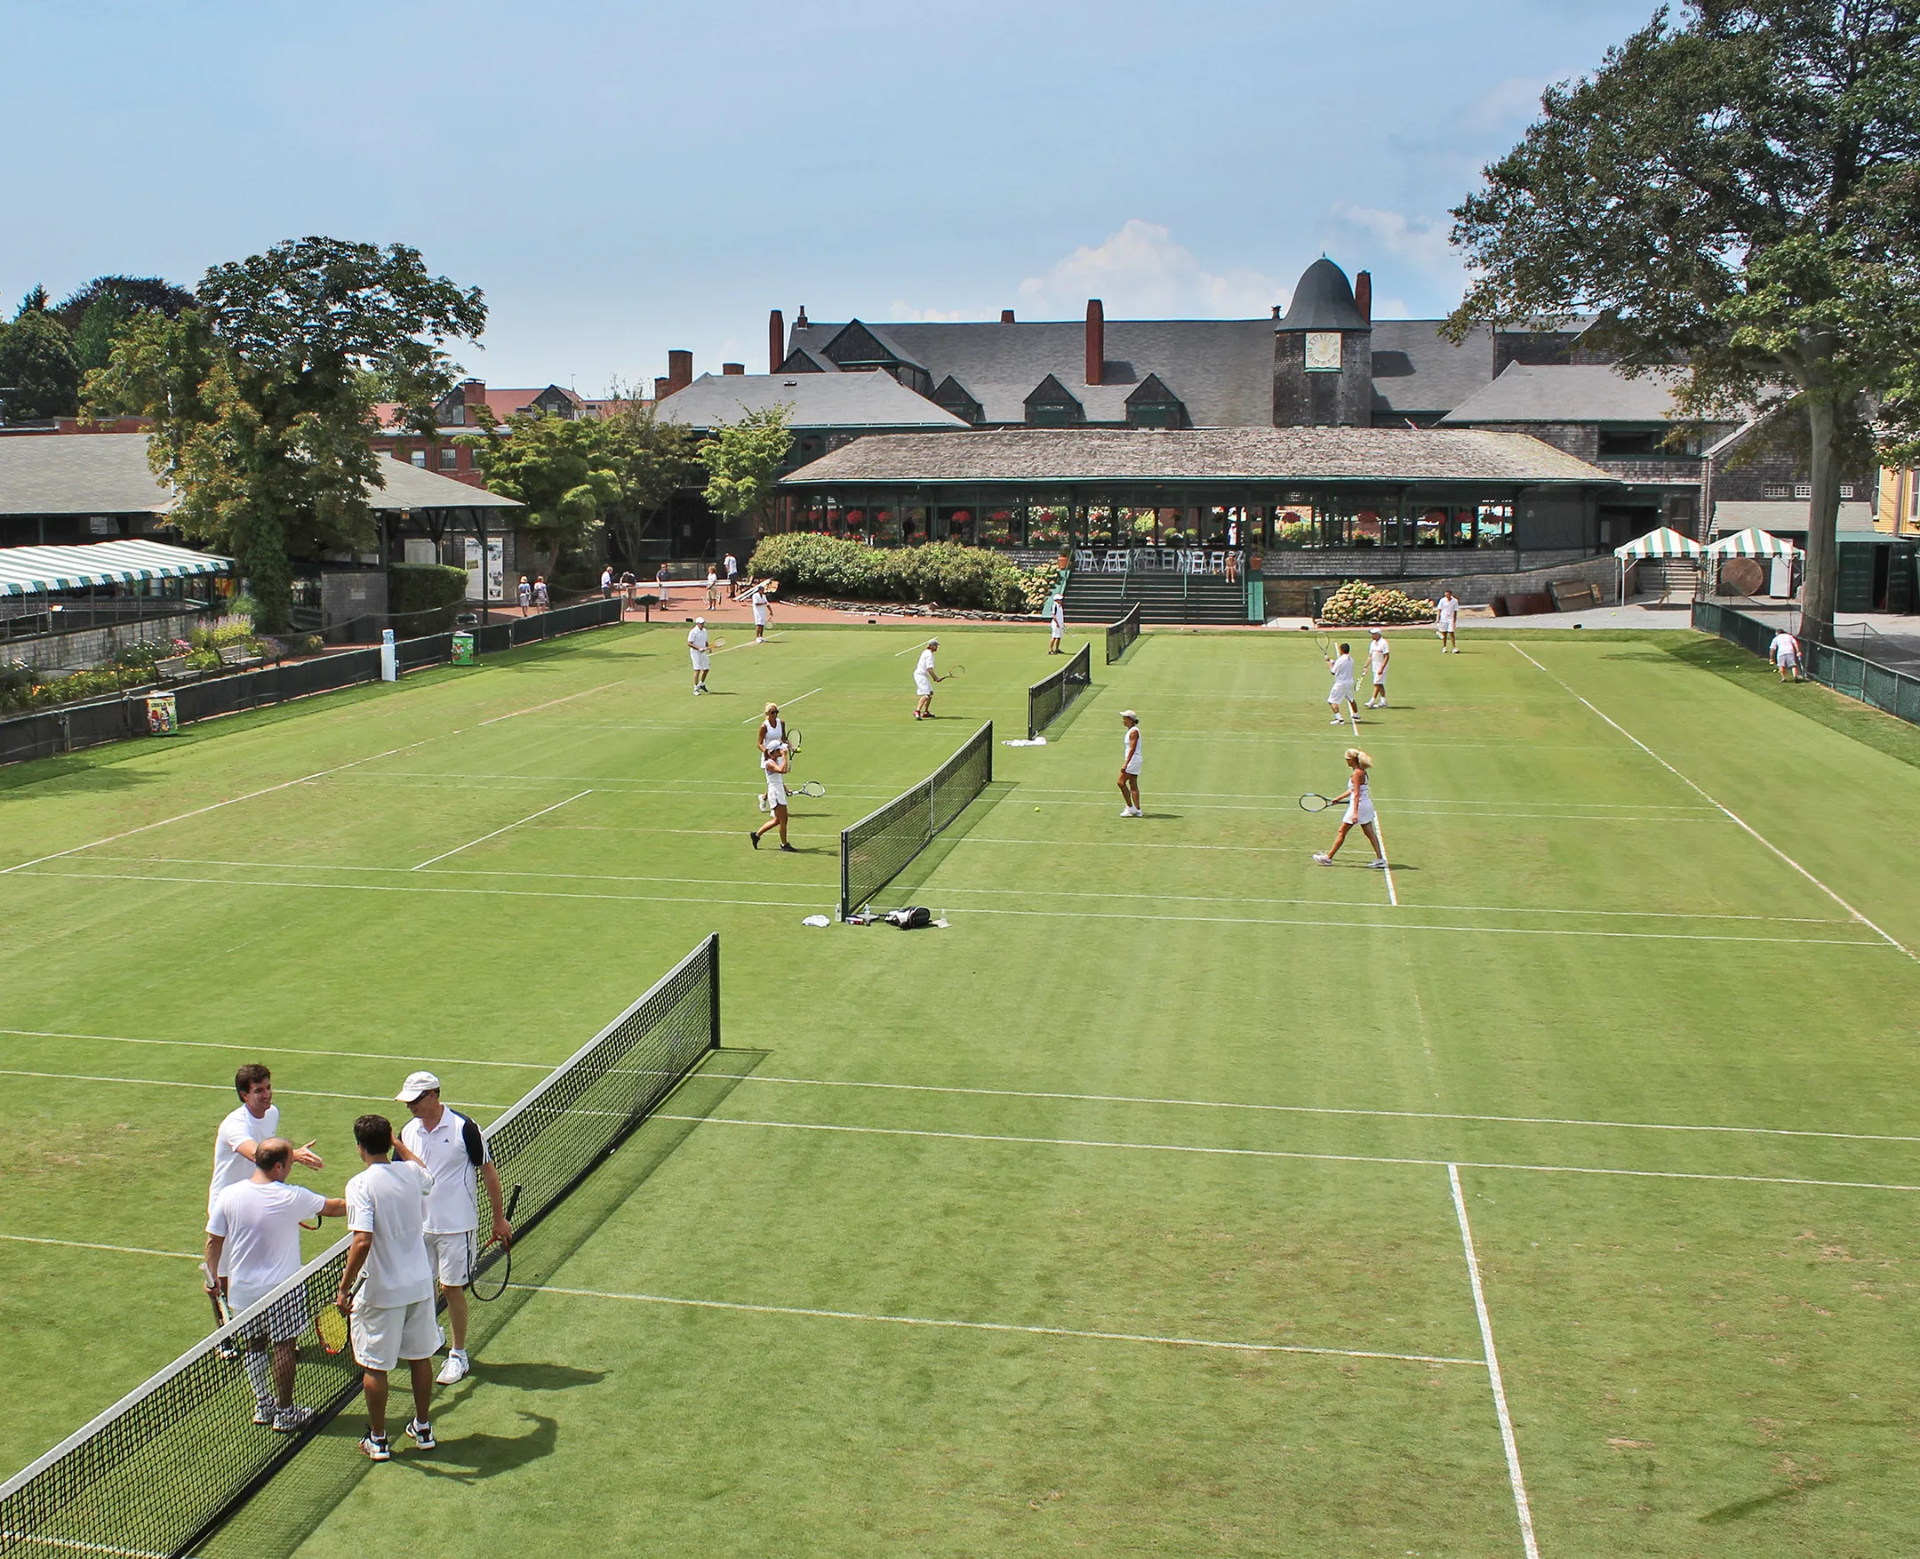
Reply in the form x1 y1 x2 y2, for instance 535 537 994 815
1549 579 1601 611
217 645 265 670
154 656 195 684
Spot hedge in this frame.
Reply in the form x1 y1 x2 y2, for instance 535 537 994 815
388 563 470 631
1317 579 1437 626
747 534 1055 613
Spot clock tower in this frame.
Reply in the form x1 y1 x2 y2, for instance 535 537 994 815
1273 258 1374 427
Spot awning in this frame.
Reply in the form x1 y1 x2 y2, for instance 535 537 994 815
1613 526 1702 560
1705 527 1801 558
0 540 232 598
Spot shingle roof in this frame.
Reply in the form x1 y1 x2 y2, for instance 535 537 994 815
1370 321 1496 420
781 427 1614 487
655 371 968 431
1440 363 1684 425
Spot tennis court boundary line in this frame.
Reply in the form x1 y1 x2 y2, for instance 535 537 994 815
509 1282 1482 1367
1510 642 1918 963
411 789 592 869
661 1113 1920 1193
476 681 624 726
0 1027 555 1073
1450 1165 1541 1559
0 1232 202 1262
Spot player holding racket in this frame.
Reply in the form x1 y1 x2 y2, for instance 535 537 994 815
205 1138 345 1432
398 1072 511 1387
1312 749 1387 869
208 1065 322 1341
758 701 786 755
913 638 944 720
750 742 798 851
1326 641 1362 727
687 617 712 695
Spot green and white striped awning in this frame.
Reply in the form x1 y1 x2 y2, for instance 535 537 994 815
1613 526 1702 560
1705 527 1801 559
0 540 232 598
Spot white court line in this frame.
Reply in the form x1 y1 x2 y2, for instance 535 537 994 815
0 1532 169 1559
1511 642 1919 963
742 687 822 722
0 1231 202 1262
411 790 592 870
476 681 623 725
1449 1165 1541 1559
513 1282 1481 1367
0 1027 554 1073
892 636 937 656
659 1113 1920 1193
0 1067 483 1109
1374 815 1399 907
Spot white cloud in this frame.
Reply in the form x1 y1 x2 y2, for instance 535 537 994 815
889 300 968 323
1017 219 1284 319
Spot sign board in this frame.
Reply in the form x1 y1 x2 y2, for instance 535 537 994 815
1304 332 1343 372
464 537 505 602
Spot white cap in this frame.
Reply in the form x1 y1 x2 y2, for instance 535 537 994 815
1120 709 1138 720
395 1070 440 1102
1369 627 1382 635
694 616 705 624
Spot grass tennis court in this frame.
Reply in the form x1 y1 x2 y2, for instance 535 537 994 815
4 619 1920 1556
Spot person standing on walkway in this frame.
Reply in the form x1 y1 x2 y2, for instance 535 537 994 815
532 576 549 611
705 565 721 609
724 552 739 596
516 576 532 613
599 565 613 599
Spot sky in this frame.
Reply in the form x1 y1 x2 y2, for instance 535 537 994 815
4 0 1659 393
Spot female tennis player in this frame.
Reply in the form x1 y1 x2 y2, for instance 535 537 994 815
758 701 786 755
750 743 797 851
1313 749 1386 868
1117 710 1143 817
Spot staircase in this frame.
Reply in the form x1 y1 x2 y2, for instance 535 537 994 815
1061 569 1252 626
1633 560 1700 602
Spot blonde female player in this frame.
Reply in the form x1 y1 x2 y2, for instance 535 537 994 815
1117 710 1143 817
750 743 797 851
1313 749 1386 868
757 701 786 755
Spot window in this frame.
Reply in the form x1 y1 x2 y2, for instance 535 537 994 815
410 450 427 468
439 447 458 470
1764 484 1790 498
1839 483 1855 499
1793 483 1812 500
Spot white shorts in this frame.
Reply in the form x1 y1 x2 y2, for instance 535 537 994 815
229 1282 308 1345
1329 683 1356 706
426 1230 475 1288
351 1298 442 1372
1438 618 1456 634
914 675 933 696
1370 670 1388 686
1775 651 1797 667
690 650 710 670
753 608 768 626
1344 799 1377 827
1049 625 1063 640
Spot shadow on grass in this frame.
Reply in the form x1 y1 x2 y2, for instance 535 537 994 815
1034 681 1107 743
868 779 1018 911
196 1049 768 1559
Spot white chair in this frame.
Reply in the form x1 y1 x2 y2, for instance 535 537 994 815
1103 551 1128 573
1207 551 1226 574
1072 550 1096 572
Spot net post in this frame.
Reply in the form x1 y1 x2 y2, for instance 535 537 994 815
707 931 721 1051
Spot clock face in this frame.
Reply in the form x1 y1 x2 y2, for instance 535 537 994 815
1304 332 1343 372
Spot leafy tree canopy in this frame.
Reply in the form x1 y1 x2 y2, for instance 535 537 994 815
700 406 792 529
596 394 702 568
52 276 199 371
463 410 621 575
87 236 485 631
1446 0 1920 637
0 288 82 420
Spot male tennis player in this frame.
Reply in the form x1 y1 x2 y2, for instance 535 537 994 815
1436 588 1459 653
1313 748 1387 868
1117 710 1143 817
206 1139 345 1432
398 1072 512 1387
1047 594 1065 654
1365 629 1391 708
750 742 797 851
913 639 941 719
1326 642 1361 726
1769 626 1802 682
688 617 712 695
338 1115 438 1462
211 1067 323 1244
748 581 770 643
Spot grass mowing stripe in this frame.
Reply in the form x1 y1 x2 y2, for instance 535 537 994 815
1510 641 1919 962
0 1067 506 1110
0 1028 556 1072
0 1233 203 1262
475 681 624 724
662 1113 1920 1193
1448 1165 1541 1559
410 789 593 869
511 1283 1484 1367
742 687 823 721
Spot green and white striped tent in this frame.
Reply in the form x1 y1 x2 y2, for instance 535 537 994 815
0 539 231 599
1705 527 1801 558
1612 526 1703 561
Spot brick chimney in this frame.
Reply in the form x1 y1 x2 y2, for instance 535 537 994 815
666 350 693 396
654 377 671 401
1085 299 1104 386
1354 270 1372 323
768 309 784 373
795 305 809 327
461 378 487 408
1000 309 1015 324
723 362 744 376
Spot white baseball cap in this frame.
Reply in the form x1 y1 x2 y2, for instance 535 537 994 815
694 616 705 624
395 1070 441 1102
1369 627 1382 636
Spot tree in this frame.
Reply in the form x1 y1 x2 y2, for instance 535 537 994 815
464 410 620 577
597 394 702 568
53 276 198 373
86 237 485 631
0 287 83 420
1446 0 1920 639
699 406 793 537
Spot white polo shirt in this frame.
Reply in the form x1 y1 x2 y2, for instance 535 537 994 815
345 1159 436 1309
1437 597 1458 629
1368 638 1390 679
399 1110 488 1236
207 1179 325 1300
210 1102 278 1213
688 625 709 653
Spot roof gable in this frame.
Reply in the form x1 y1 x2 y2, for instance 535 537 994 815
822 320 922 372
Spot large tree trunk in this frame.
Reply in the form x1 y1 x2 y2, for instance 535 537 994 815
1799 395 1842 644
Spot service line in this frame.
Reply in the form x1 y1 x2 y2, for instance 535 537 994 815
411 789 592 870
742 687 822 722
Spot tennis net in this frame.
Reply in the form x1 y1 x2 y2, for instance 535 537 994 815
0 934 721 1559
1027 642 1092 739
1105 603 1141 664
839 722 993 919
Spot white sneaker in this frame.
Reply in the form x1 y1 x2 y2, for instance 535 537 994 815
1312 853 1332 865
253 1398 277 1426
274 1404 316 1434
1367 858 1389 869
1120 807 1133 818
436 1349 469 1386
1330 717 1344 725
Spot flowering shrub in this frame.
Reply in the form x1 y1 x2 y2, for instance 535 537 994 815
1317 580 1437 625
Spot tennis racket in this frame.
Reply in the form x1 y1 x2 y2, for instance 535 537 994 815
711 636 727 648
942 664 966 680
1314 632 1335 662
299 1210 324 1231
203 1260 234 1332
1298 792 1342 812
793 780 826 798
315 1277 359 1357
785 726 802 755
470 1184 522 1303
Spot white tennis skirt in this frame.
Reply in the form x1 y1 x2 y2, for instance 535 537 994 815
1344 798 1377 826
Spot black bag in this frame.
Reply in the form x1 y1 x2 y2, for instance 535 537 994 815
884 906 933 930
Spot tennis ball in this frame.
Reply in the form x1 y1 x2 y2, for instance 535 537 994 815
1034 805 1041 811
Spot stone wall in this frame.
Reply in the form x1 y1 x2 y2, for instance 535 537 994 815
1262 551 1618 615
7 609 210 672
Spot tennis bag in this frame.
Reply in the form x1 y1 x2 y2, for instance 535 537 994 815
884 906 933 930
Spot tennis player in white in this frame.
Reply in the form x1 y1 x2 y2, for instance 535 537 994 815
1313 748 1387 868
1326 642 1361 726
398 1072 511 1387
749 581 770 643
1117 710 1143 816
1365 629 1391 708
1769 627 1802 682
750 742 796 851
913 639 942 720
210 1065 323 1287
758 701 786 756
687 617 712 694
1047 595 1065 654
1436 588 1459 652
338 1114 439 1462
206 1138 345 1432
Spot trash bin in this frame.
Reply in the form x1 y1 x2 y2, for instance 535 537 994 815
452 631 476 666
145 692 179 735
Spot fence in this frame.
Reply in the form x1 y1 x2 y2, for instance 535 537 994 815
0 598 624 767
1693 599 1920 727
1027 642 1092 739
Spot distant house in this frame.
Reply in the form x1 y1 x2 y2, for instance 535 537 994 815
370 379 618 486
654 369 967 470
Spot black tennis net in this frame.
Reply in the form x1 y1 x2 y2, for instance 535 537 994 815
1105 603 1141 664
839 722 993 919
0 934 720 1559
1027 642 1092 739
